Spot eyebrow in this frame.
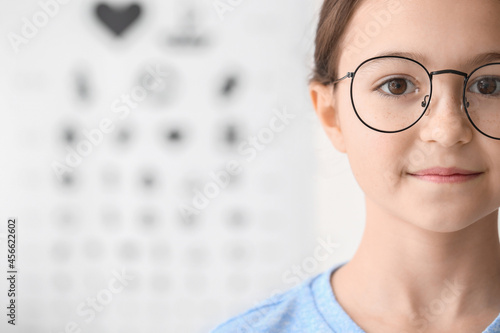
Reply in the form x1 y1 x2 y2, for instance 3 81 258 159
372 51 500 68
465 52 500 67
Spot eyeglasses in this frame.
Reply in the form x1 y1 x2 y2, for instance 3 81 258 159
330 56 500 140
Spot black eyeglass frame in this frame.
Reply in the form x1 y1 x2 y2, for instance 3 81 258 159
329 55 500 140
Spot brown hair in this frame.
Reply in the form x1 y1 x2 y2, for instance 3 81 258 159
309 0 364 86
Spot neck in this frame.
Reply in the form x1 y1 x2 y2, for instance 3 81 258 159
334 198 500 328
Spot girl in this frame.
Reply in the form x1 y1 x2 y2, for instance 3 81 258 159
211 0 500 332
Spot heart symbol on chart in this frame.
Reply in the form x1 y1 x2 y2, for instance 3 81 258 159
95 3 142 37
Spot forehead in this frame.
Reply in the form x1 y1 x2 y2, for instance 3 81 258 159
338 0 500 72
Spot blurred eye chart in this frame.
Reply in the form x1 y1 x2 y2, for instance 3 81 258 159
0 0 328 332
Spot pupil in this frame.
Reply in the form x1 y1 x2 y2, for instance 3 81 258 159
478 79 496 94
389 79 407 95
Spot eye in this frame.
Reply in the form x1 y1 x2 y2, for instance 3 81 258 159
378 78 417 96
469 77 500 96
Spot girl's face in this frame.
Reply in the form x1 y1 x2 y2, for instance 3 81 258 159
314 0 500 232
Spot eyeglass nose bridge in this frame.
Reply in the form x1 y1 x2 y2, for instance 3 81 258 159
429 69 468 78
422 69 469 114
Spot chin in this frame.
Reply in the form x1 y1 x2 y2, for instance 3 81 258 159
418 223 472 233
408 213 478 233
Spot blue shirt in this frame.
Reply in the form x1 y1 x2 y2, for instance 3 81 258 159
210 261 500 332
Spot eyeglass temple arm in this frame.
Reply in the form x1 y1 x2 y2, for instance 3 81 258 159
329 72 354 85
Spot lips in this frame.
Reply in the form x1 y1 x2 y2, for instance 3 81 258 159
408 167 483 176
407 167 484 184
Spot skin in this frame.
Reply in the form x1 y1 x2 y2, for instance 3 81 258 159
309 0 500 332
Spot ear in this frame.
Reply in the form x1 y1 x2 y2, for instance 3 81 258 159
309 81 347 153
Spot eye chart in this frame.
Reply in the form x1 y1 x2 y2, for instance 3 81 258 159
0 1 327 332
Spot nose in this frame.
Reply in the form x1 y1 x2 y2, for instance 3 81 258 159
418 74 473 147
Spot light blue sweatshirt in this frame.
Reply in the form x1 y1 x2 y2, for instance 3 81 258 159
210 261 500 333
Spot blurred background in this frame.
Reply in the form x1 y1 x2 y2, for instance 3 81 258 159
0 0 366 332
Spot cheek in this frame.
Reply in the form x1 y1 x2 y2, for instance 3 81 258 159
484 142 500 205
337 86 410 191
346 133 415 200
345 130 406 194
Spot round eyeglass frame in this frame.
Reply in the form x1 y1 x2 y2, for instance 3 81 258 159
329 55 500 140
